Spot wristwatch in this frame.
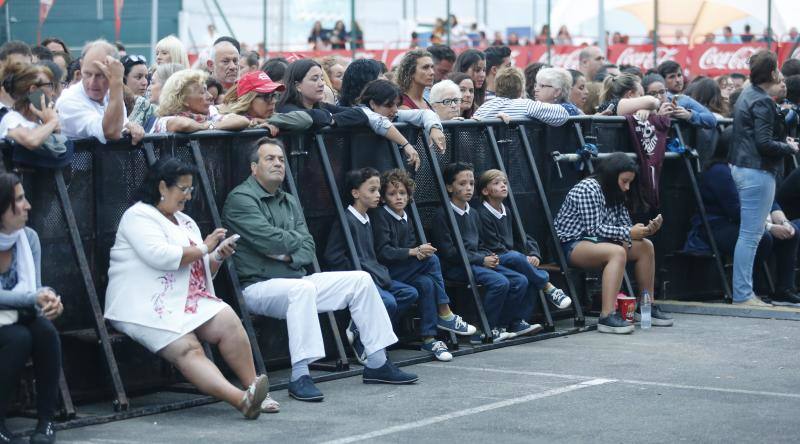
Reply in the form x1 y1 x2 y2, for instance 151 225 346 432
207 121 216 130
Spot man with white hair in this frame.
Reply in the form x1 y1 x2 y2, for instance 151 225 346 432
474 67 569 126
56 39 144 144
578 46 605 83
207 38 240 94
430 80 463 121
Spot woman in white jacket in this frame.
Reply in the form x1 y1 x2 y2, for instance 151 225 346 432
104 157 270 419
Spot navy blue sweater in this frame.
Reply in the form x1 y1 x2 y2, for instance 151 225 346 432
371 206 418 265
476 202 541 258
430 204 490 266
324 209 392 289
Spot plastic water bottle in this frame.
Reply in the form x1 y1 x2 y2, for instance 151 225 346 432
640 290 652 329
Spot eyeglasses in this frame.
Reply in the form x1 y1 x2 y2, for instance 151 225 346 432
121 54 147 65
536 84 555 89
435 98 462 106
175 185 195 195
35 82 54 89
647 89 667 96
258 92 279 102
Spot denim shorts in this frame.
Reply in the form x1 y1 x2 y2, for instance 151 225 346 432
561 236 623 264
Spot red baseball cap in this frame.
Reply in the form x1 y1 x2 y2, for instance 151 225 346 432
236 71 286 97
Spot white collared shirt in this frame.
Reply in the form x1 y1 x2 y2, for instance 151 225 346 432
56 82 127 143
348 205 370 225
383 205 408 222
450 201 470 216
482 201 507 219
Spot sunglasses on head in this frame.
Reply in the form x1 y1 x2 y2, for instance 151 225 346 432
121 54 147 65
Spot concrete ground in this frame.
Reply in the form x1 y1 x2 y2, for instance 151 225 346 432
51 313 800 443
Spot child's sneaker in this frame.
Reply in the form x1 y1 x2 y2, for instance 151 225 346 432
547 287 572 309
507 320 543 337
346 320 367 365
469 328 510 345
437 314 477 336
597 311 634 334
421 340 453 361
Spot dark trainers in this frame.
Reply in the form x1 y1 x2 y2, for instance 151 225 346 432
288 375 324 402
547 287 573 309
346 320 367 365
772 290 800 306
598 311 634 334
29 420 55 444
506 320 543 337
0 421 24 444
469 328 510 344
635 305 674 327
421 340 453 361
363 361 419 384
437 314 477 335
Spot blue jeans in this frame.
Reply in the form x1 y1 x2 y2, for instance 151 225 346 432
377 280 419 326
388 255 450 337
731 165 776 302
443 261 529 329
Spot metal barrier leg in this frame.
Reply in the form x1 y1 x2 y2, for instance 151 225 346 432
485 126 554 331
54 169 128 411
284 138 349 371
58 368 76 419
419 136 494 341
385 140 460 348
188 140 267 375
674 127 733 303
516 127 585 326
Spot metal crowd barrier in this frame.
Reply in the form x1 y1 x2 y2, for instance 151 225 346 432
2 116 742 427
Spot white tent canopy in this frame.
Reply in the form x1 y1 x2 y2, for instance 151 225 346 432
551 0 798 44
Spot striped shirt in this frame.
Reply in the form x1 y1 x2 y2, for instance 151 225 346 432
554 178 633 244
473 97 570 126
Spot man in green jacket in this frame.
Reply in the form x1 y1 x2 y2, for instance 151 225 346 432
223 137 418 406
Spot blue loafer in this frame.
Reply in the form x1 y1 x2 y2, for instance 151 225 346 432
288 375 324 402
363 361 418 385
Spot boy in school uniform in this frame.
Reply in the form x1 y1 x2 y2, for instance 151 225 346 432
372 169 477 360
477 169 573 310
324 168 419 350
430 162 540 343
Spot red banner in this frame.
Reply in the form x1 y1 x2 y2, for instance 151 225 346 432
265 42 800 78
114 0 124 41
688 43 764 77
607 44 689 72
37 0 55 44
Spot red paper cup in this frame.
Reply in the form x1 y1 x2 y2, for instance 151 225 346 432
617 295 636 323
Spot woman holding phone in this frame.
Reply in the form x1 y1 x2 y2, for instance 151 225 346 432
104 157 274 419
0 62 60 151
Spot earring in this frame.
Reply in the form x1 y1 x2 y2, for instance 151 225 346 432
160 196 165 201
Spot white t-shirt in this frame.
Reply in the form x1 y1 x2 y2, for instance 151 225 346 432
55 82 127 143
0 107 37 140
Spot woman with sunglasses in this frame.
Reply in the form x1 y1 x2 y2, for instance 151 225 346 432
105 157 272 419
218 71 313 136
122 55 159 132
151 69 249 134
0 62 60 152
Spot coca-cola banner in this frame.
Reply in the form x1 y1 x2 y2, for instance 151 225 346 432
689 43 764 77
779 44 800 65
608 44 688 72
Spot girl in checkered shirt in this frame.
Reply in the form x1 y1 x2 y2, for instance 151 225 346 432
554 153 671 333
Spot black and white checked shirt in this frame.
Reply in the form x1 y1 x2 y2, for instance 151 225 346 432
554 178 633 244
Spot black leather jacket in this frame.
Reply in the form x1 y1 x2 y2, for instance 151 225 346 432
728 84 794 175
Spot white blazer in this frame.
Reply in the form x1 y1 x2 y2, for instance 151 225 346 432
104 202 215 332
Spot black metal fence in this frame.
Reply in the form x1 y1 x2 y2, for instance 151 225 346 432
4 116 740 419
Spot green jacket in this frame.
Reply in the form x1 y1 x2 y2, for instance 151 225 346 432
222 175 316 287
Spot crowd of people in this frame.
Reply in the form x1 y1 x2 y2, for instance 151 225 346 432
0 31 798 442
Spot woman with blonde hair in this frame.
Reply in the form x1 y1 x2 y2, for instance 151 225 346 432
598 73 660 119
219 71 313 135
152 69 249 133
155 35 190 68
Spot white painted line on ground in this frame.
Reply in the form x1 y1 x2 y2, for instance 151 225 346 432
423 364 800 400
320 378 614 444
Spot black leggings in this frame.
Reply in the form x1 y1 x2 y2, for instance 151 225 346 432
0 317 61 420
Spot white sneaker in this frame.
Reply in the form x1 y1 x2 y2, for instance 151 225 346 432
734 296 772 307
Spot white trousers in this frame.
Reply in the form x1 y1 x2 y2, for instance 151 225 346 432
243 270 397 365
